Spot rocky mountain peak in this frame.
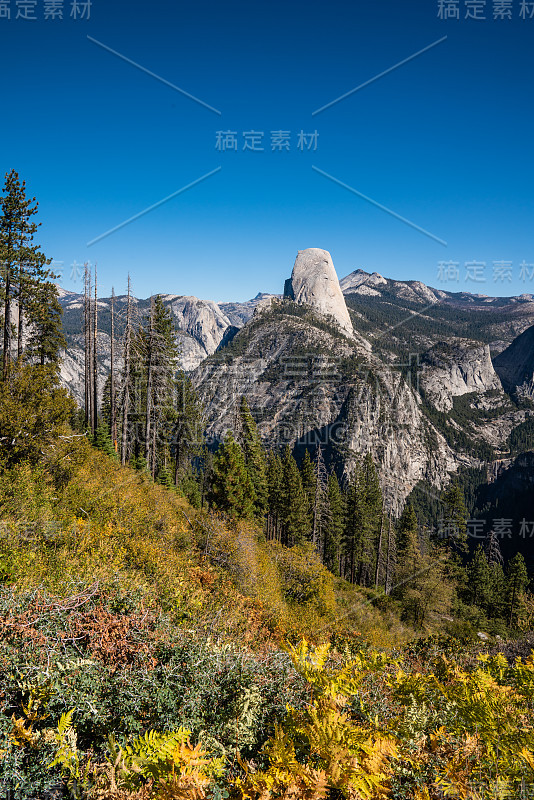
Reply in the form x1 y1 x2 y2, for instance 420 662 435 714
283 248 354 337
340 269 387 293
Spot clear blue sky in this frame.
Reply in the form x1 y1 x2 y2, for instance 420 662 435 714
1 0 533 300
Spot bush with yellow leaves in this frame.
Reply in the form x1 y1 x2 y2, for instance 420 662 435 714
235 640 398 800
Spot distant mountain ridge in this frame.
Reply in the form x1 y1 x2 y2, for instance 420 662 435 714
57 263 534 406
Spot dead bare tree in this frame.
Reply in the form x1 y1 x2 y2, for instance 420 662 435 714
92 264 98 435
84 263 92 430
144 297 155 472
120 275 132 465
110 287 117 452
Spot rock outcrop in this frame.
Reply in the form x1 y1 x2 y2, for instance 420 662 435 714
420 339 503 412
284 249 354 337
167 296 232 360
340 269 387 294
493 324 534 399
193 300 456 512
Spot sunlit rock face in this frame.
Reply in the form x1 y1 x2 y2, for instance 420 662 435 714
284 248 354 337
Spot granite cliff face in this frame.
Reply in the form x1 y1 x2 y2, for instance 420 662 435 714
493 324 534 400
420 339 503 412
165 295 232 369
58 291 233 391
284 249 355 338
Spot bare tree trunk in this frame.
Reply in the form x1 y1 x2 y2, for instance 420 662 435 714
84 264 91 429
144 297 154 471
110 287 117 452
17 300 23 359
17 260 24 361
313 445 327 554
121 276 132 465
92 265 98 435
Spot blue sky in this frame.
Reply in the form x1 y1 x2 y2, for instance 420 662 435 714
1 0 533 300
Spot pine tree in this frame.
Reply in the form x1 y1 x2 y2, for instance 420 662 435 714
360 453 383 586
0 170 61 375
396 504 421 578
25 280 66 367
172 370 204 482
468 545 492 609
266 450 284 541
101 373 112 429
281 446 310 546
156 465 174 489
394 502 449 627
134 296 179 477
0 362 75 466
93 421 117 459
342 454 383 586
238 396 268 520
209 432 255 519
506 553 529 628
488 561 507 620
343 469 364 584
178 467 202 509
439 482 468 552
0 170 53 377
311 446 330 554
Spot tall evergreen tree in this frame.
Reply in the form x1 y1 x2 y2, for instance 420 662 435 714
238 396 268 520
281 446 310 546
394 502 450 627
171 370 204 483
506 553 529 628
467 545 492 609
209 432 255 519
0 170 60 375
360 452 383 586
25 281 66 367
439 482 468 552
0 170 53 376
342 454 383 586
266 450 284 541
343 469 364 584
132 295 179 477
311 446 330 554
396 504 421 578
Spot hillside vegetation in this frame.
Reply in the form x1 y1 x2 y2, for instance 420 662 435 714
0 368 533 799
